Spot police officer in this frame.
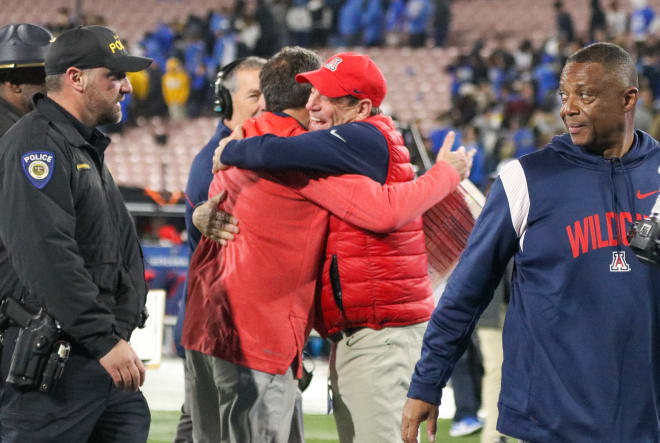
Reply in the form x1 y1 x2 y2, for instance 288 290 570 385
0 23 52 137
0 22 52 439
0 24 52 310
0 26 152 442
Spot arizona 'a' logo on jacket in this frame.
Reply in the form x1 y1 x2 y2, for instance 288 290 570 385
609 251 630 272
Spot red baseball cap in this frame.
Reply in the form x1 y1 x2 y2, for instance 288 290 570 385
295 52 387 107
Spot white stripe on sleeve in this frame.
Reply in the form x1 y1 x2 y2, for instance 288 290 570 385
499 160 530 251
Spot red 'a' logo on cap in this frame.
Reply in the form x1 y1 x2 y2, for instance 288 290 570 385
609 251 630 272
325 57 342 71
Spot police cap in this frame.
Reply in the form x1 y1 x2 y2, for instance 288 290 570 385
0 23 52 70
45 26 152 75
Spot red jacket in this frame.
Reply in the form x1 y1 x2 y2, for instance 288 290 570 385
316 115 435 337
183 112 460 376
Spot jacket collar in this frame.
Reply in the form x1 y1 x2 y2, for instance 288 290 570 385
0 96 22 123
33 93 110 154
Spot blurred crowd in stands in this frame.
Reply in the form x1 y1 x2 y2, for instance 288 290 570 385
429 0 660 189
46 0 660 191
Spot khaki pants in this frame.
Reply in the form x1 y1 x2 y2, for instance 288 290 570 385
477 327 505 443
329 323 427 443
185 350 301 443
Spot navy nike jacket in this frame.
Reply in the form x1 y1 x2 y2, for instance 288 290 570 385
408 131 660 443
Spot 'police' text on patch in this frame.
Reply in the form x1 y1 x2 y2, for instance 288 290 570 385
22 151 55 189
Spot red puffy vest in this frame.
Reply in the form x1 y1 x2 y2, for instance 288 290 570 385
315 115 434 336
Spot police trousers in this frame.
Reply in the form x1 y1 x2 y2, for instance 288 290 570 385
0 327 150 443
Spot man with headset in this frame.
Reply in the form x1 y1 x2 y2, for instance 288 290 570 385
172 56 266 443
184 57 266 247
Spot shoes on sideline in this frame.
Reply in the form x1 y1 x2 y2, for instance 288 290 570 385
449 416 484 437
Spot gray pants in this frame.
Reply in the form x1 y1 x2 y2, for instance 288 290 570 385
185 350 302 443
172 362 193 443
289 390 304 443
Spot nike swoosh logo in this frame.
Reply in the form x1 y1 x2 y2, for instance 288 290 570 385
330 129 346 143
636 190 659 199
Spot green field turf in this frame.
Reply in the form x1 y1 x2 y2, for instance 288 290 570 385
148 410 482 443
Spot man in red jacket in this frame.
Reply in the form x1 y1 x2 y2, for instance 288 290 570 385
185 49 472 442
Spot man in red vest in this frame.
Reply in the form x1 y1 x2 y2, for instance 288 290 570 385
185 50 472 442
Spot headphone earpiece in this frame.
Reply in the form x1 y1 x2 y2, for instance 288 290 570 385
213 59 244 120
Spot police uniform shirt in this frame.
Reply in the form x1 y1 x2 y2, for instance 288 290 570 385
0 96 22 138
0 93 147 360
0 96 23 300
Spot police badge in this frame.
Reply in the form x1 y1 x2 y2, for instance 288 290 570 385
22 151 54 189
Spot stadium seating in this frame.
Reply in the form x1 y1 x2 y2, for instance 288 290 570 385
105 117 218 192
4 0 660 192
7 0 659 48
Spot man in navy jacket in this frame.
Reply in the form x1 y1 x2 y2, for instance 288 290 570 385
402 43 660 443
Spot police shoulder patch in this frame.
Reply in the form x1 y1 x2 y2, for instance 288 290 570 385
21 150 55 189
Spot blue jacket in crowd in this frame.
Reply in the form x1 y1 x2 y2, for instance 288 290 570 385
363 0 385 45
631 4 656 38
409 131 660 442
405 0 432 34
338 0 364 38
386 0 407 32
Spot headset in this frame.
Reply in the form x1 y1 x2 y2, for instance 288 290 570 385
213 58 244 119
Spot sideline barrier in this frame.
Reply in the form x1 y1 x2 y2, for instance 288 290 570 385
132 289 166 366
